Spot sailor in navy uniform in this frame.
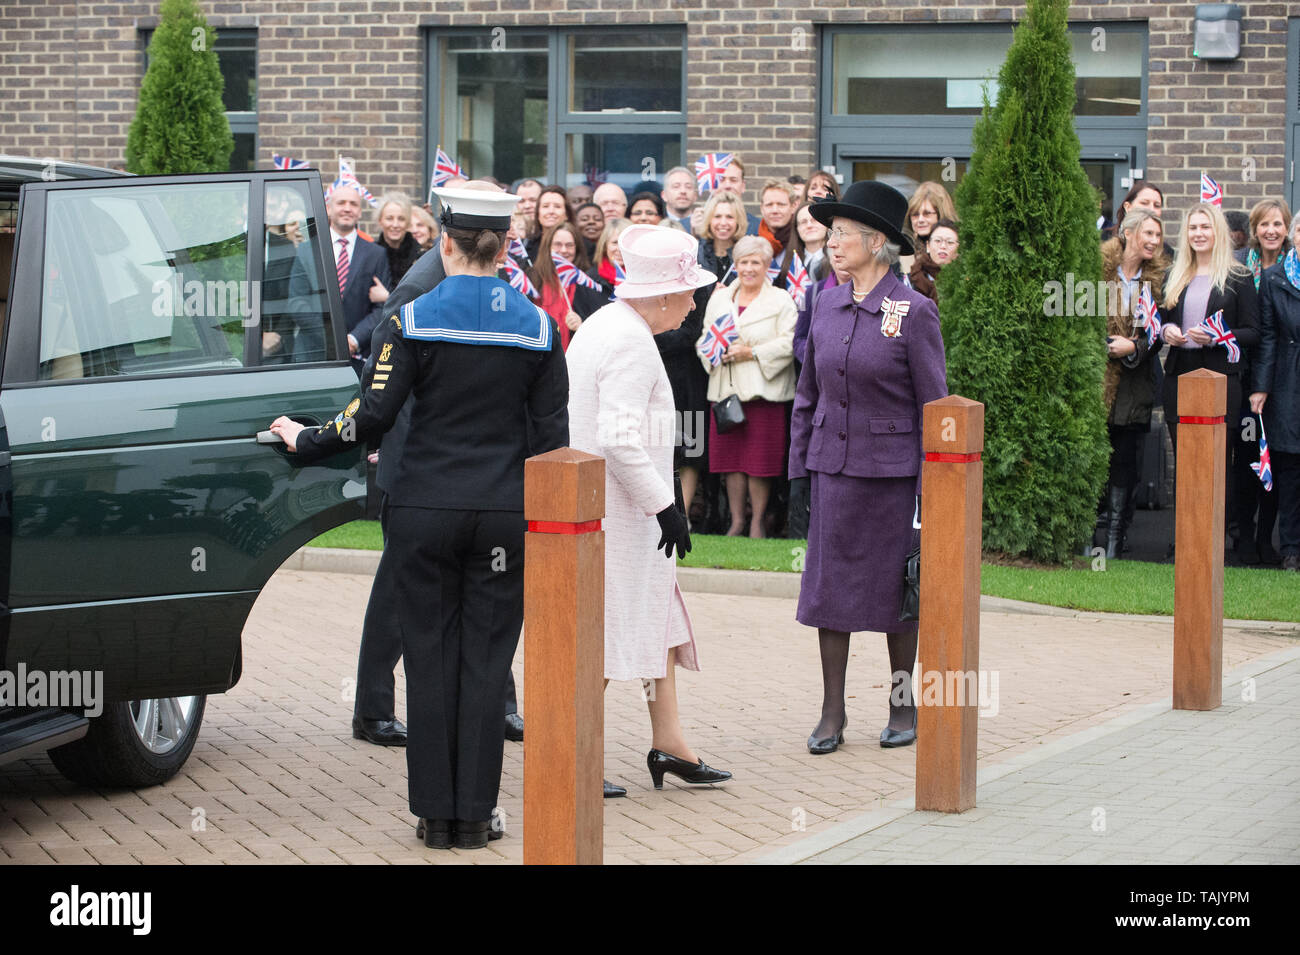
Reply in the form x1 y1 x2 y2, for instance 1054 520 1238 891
269 188 568 849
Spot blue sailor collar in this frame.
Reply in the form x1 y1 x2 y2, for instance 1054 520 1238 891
399 275 552 351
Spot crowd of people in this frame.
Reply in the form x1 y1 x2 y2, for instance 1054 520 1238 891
275 153 1294 852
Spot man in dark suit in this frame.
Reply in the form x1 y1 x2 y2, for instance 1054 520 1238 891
351 189 526 747
326 183 391 369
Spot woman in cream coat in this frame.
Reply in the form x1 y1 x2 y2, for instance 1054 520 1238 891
698 235 798 537
566 224 733 794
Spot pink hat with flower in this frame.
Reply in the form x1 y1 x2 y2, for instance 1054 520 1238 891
614 225 717 300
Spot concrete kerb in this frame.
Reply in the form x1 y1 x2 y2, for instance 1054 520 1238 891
288 547 1299 634
745 643 1300 865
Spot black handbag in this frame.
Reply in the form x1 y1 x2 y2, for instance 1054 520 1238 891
712 366 746 434
898 498 921 622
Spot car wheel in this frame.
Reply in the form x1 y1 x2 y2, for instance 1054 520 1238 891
48 695 206 788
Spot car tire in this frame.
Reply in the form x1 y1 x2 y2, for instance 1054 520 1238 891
48 695 206 788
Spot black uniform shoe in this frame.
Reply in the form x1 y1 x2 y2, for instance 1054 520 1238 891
416 818 453 849
454 820 492 849
352 718 408 746
880 710 918 748
504 713 524 741
603 779 627 798
807 717 848 755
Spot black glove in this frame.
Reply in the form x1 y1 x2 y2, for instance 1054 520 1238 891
655 504 692 560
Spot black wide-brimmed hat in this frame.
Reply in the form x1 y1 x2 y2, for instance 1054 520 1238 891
809 180 913 256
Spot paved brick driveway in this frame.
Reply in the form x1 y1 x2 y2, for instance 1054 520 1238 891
1 567 1293 864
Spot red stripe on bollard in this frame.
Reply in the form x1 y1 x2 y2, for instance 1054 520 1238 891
527 519 603 535
924 452 982 464
1179 415 1225 425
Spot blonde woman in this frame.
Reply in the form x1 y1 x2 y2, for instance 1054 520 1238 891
1161 202 1259 451
410 205 437 251
594 217 632 291
697 190 747 283
368 193 422 305
698 235 797 537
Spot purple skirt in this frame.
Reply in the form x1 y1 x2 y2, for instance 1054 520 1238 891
708 399 788 477
797 470 919 635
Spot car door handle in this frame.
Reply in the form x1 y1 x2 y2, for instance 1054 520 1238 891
257 414 322 448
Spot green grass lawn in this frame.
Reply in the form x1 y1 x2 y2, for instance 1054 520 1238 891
310 523 1300 623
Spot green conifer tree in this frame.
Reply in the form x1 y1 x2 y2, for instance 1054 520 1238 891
935 0 1108 563
125 0 233 174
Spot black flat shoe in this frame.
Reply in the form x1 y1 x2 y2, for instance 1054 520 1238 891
603 779 627 798
353 718 408 746
454 820 491 849
647 749 731 790
807 716 848 755
880 710 917 748
504 713 524 742
415 817 453 849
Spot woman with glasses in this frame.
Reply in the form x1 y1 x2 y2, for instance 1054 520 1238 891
789 181 948 755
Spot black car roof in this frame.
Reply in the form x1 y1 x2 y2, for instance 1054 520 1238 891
0 155 126 186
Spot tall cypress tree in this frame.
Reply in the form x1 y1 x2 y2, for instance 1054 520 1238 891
935 0 1107 563
125 0 233 174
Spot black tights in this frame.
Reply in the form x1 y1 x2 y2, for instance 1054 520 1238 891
814 628 918 739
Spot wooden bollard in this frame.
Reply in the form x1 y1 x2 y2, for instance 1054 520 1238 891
1173 369 1226 711
916 395 985 813
522 448 605 865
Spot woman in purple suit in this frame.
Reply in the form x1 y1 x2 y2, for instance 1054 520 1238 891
789 181 948 755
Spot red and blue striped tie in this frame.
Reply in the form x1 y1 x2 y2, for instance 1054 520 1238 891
336 237 350 294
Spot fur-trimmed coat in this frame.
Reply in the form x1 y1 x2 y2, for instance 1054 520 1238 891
1101 237 1168 428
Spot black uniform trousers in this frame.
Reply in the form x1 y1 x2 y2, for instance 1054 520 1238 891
354 494 400 723
387 504 525 821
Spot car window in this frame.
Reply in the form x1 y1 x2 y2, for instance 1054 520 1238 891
259 180 336 365
39 182 250 380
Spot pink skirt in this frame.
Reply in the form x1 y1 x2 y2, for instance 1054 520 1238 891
708 398 788 477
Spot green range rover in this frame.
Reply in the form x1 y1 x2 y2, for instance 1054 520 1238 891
0 157 364 786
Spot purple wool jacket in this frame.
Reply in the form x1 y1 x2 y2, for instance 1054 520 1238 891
788 270 948 493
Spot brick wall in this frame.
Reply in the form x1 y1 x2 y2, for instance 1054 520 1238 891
0 1 1292 215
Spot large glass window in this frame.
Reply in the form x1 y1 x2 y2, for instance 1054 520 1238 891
831 25 1143 118
261 180 336 365
432 28 686 189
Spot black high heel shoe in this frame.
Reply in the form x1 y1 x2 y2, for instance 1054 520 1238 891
415 817 453 849
807 716 848 755
647 749 731 789
879 708 917 748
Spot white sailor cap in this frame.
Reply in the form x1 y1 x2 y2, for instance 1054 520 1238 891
431 187 520 231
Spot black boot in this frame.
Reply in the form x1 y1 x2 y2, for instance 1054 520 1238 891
1105 485 1126 560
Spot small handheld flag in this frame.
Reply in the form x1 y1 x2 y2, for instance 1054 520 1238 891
719 262 737 286
1200 173 1223 207
1252 418 1274 491
785 251 809 309
330 157 378 207
698 310 738 367
430 147 464 190
695 153 733 193
767 258 781 283
508 236 531 266
1198 310 1239 363
1135 283 1162 346
272 153 308 170
503 256 538 300
553 254 602 292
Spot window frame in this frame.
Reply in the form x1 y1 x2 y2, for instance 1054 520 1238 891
424 25 688 193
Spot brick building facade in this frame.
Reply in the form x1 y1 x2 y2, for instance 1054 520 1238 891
1 2 1296 220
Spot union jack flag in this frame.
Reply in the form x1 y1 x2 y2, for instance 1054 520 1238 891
1200 172 1223 207
613 262 626 286
720 262 737 285
503 256 537 300
584 164 609 188
695 153 733 192
330 158 378 207
698 309 738 367
509 236 531 265
1198 310 1240 362
1252 418 1274 491
430 147 464 190
1135 282 1162 346
767 258 781 282
553 254 602 292
272 153 308 170
785 251 809 309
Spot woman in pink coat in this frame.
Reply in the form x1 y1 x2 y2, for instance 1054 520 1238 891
565 225 733 795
